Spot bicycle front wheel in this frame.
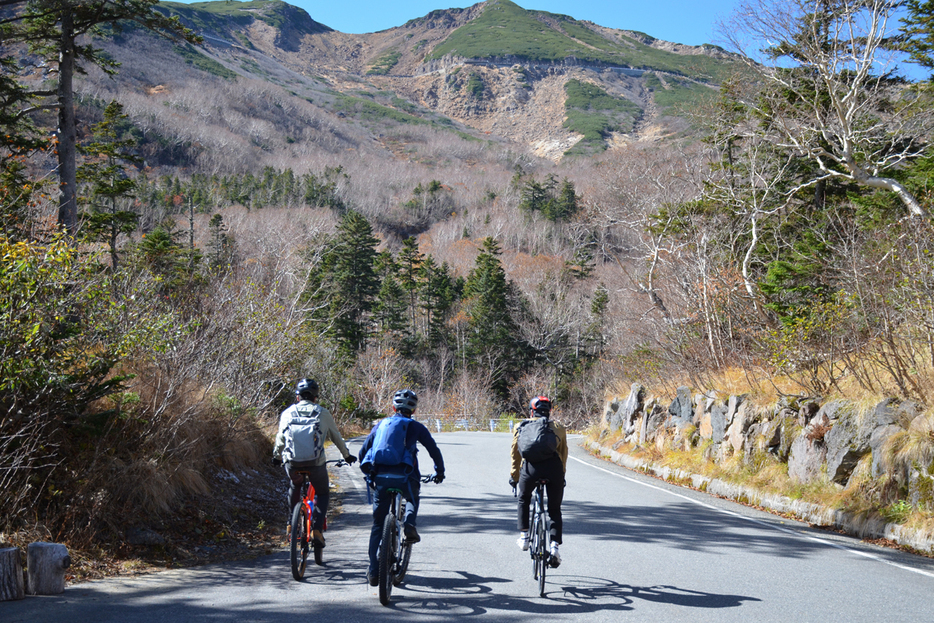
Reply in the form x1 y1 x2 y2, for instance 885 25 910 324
290 503 308 581
378 511 397 606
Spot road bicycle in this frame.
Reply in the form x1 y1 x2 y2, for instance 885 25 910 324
374 472 438 606
289 458 347 581
528 479 552 597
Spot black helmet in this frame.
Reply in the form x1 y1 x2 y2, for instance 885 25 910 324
295 378 319 401
529 395 551 417
392 389 418 414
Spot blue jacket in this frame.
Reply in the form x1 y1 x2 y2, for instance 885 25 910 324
359 414 445 478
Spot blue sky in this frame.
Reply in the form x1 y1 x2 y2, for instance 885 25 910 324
259 0 741 46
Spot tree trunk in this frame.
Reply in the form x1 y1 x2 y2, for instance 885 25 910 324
0 547 25 601
57 9 78 236
26 542 70 595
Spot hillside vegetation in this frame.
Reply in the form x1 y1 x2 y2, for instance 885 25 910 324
3 0 934 570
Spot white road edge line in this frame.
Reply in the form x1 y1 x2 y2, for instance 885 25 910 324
570 454 934 580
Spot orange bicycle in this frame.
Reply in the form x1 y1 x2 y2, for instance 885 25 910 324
290 458 347 580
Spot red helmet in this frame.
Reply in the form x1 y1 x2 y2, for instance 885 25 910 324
529 396 551 417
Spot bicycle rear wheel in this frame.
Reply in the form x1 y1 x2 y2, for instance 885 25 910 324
393 541 412 586
290 502 309 581
378 511 397 606
536 505 548 597
530 503 541 580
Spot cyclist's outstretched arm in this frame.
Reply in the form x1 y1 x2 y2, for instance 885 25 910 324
414 420 445 476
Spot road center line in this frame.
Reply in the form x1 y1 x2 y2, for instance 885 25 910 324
570 454 934 580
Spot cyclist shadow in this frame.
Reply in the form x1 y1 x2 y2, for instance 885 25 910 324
384 571 759 615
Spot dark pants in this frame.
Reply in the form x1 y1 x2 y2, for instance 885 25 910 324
367 473 420 573
285 461 330 531
517 455 564 544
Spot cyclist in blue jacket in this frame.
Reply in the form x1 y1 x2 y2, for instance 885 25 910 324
358 389 445 586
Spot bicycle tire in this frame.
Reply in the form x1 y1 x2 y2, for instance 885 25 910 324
530 501 540 580
378 511 397 606
290 502 308 581
393 541 412 586
529 493 542 580
536 504 548 597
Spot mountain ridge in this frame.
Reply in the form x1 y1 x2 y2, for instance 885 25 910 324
143 0 739 160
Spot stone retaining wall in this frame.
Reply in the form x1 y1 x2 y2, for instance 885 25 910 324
596 384 934 553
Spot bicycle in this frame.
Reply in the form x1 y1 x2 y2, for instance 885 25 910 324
289 458 347 581
527 479 551 597
373 472 438 606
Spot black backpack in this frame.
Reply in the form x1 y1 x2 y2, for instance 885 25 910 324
516 417 558 462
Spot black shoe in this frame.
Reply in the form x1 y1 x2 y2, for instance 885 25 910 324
366 569 378 586
312 529 325 548
403 525 420 543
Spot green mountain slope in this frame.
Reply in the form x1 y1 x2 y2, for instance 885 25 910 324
427 0 734 82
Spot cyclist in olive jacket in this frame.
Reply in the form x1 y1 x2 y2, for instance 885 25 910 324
510 395 568 566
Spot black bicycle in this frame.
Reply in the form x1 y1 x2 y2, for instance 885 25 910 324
375 473 438 606
290 458 347 580
529 479 551 597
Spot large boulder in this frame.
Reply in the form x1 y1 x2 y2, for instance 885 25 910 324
619 383 645 436
710 402 728 443
668 386 693 424
642 401 666 443
743 418 782 459
727 400 759 454
824 398 924 484
725 394 746 430
822 402 870 485
788 433 828 483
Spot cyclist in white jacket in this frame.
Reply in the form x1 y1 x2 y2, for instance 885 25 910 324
273 378 355 545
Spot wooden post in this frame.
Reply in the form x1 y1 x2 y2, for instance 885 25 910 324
0 547 25 601
26 542 70 595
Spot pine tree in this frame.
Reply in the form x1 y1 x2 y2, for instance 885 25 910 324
0 58 47 241
0 0 199 235
396 237 424 336
420 255 459 347
463 237 523 395
309 210 380 358
78 100 139 270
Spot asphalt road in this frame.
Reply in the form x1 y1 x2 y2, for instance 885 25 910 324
6 432 934 622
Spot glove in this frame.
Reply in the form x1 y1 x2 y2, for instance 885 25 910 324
508 477 517 488
345 454 357 465
433 471 445 484
271 456 282 466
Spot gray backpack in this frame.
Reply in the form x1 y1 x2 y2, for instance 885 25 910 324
286 405 324 462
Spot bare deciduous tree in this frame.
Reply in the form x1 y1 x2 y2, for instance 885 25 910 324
721 0 933 218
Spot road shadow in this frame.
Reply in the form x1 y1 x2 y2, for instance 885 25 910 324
419 489 831 560
385 570 760 616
